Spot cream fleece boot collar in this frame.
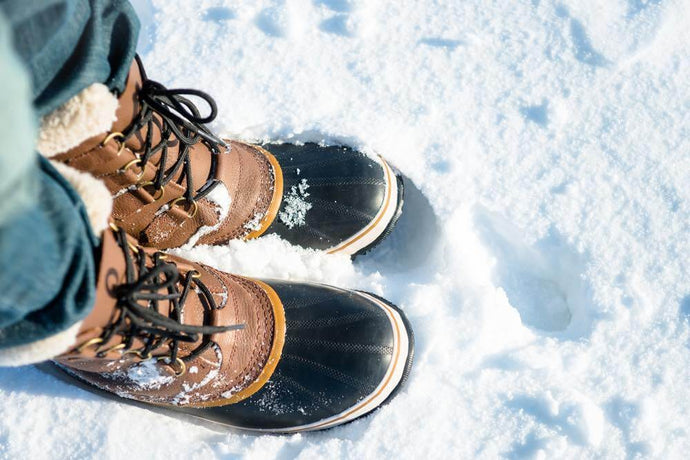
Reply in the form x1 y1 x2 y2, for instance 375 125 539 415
37 83 118 157
0 322 82 367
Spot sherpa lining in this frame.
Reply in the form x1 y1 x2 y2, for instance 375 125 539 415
0 321 82 367
51 161 113 236
37 83 118 157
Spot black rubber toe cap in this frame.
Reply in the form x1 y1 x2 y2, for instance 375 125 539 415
263 143 388 251
180 281 413 432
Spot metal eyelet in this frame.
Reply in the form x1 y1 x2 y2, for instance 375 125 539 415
127 241 140 254
158 356 186 376
120 158 146 181
190 270 202 279
75 337 104 353
138 181 165 201
95 342 128 358
170 197 198 219
110 217 138 253
100 343 126 354
123 349 152 360
101 132 126 156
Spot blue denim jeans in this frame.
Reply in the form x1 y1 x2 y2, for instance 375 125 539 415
0 0 138 351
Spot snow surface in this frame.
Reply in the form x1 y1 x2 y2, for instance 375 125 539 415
2 0 690 458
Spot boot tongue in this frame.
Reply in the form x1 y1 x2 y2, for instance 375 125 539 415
79 229 127 333
76 229 208 352
114 58 217 197
111 60 144 137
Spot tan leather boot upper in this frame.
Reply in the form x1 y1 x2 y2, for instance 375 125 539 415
55 227 285 407
52 58 283 249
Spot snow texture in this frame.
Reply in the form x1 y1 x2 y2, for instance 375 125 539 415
244 211 266 232
278 179 312 228
2 0 690 458
117 359 174 391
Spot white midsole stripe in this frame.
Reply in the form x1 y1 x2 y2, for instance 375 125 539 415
326 156 399 255
246 292 411 433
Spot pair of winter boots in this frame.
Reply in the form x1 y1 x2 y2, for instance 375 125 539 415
49 57 413 432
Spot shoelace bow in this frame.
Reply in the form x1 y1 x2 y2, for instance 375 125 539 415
97 228 243 368
121 56 227 203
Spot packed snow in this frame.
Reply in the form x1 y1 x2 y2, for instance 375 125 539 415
183 182 233 247
1 0 690 458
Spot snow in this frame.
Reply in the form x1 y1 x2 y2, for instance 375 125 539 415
117 358 174 390
279 178 313 228
206 182 232 220
2 0 690 458
243 211 266 231
182 182 232 248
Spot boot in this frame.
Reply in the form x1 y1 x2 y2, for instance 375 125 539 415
47 56 402 255
54 225 413 432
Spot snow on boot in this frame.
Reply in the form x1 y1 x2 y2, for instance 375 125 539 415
260 142 403 255
54 225 413 432
45 56 402 255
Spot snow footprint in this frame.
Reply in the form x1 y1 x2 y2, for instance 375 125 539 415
254 0 310 38
474 208 593 337
314 0 377 37
249 0 376 38
554 5 608 67
202 6 236 22
506 392 605 450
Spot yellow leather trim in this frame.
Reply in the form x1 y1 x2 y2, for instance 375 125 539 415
244 144 284 240
187 278 286 408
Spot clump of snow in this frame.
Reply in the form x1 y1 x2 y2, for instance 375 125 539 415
113 184 138 199
278 178 312 228
243 211 265 231
181 182 232 248
2 0 690 458
172 233 360 288
153 203 169 217
172 344 222 405
205 182 232 220
117 359 173 391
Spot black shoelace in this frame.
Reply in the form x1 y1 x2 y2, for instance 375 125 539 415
120 55 227 203
96 228 243 367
